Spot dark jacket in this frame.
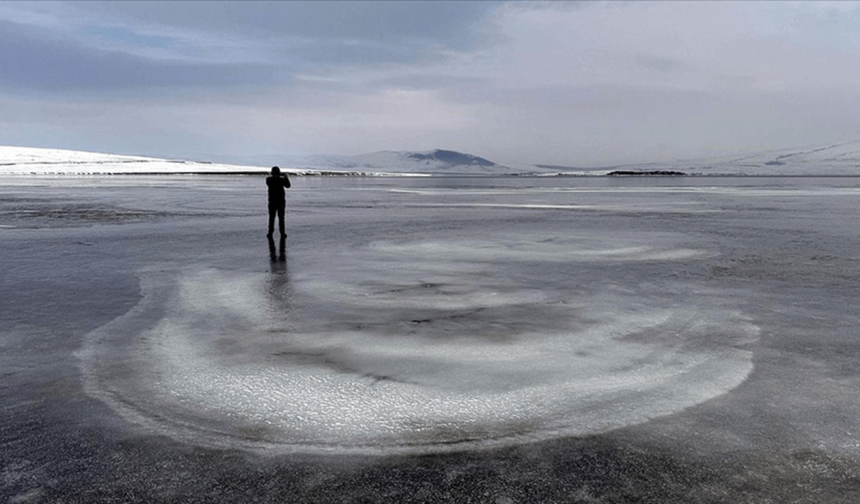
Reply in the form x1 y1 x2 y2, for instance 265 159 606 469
266 175 291 206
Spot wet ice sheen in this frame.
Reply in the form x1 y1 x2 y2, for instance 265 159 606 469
80 232 757 455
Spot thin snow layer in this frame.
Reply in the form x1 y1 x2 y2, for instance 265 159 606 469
0 146 265 175
0 146 429 176
645 140 860 176
80 232 757 455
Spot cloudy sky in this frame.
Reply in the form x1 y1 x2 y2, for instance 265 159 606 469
3 1 860 167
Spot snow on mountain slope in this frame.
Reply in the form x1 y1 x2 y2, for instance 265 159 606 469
0 146 505 176
0 146 265 175
523 141 860 177
654 141 860 176
346 149 522 175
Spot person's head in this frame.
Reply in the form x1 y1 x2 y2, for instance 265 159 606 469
271 166 280 176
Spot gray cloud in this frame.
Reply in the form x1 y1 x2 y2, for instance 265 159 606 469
634 54 687 73
2 1 860 166
0 20 272 92
0 1 499 95
73 1 496 48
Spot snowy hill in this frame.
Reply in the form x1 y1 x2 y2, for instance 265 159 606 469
348 149 516 175
637 141 860 176
277 149 513 175
524 141 860 177
698 141 860 176
0 146 266 175
0 146 511 176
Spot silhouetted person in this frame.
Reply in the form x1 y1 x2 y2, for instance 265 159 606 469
266 166 291 238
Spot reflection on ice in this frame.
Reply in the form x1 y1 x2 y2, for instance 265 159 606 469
80 232 757 454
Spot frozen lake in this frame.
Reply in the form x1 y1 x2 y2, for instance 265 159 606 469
3 175 860 501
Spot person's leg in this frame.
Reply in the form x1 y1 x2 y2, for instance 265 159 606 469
277 205 286 236
268 205 276 236
267 234 277 260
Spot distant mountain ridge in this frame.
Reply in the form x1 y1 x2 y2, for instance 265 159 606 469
406 149 494 167
348 149 506 174
0 146 510 176
647 140 860 176
4 142 860 176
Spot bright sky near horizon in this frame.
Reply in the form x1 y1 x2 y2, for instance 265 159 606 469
3 1 860 167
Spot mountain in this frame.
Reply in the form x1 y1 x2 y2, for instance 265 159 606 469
627 140 860 176
696 140 860 175
0 146 516 176
0 146 263 175
347 149 512 175
4 142 860 176
209 149 515 175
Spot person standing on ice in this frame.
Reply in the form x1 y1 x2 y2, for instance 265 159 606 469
266 166 291 238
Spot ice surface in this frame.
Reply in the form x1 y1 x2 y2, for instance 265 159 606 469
8 166 860 500
80 225 757 454
51 170 859 456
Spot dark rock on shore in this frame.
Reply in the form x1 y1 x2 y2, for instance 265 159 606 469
607 170 687 176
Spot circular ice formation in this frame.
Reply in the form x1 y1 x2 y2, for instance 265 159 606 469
80 236 756 455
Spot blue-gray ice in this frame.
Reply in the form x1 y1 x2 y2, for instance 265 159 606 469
80 218 758 454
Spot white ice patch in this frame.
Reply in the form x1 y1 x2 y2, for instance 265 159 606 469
367 238 713 263
80 235 755 455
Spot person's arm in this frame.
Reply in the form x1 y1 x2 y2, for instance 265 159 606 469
283 175 291 188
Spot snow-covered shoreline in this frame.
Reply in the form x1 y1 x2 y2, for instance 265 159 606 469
5 143 860 177
0 146 437 177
